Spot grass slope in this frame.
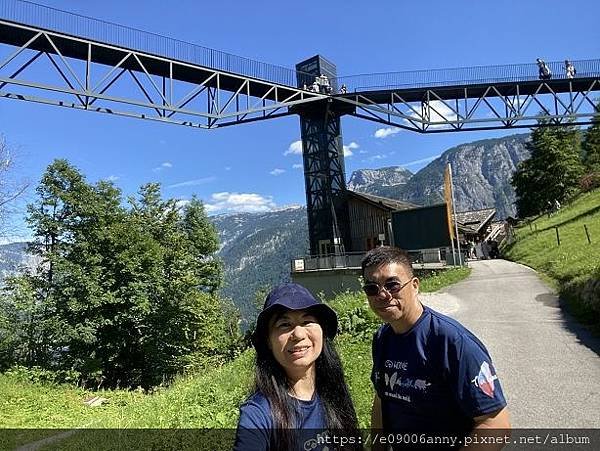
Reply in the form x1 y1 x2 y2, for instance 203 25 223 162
0 267 471 449
503 188 600 329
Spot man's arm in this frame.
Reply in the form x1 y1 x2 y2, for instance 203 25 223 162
473 406 510 429
460 407 510 451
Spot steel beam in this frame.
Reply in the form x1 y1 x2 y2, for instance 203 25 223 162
0 19 325 128
333 78 600 132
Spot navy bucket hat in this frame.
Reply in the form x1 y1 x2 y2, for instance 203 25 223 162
252 283 338 347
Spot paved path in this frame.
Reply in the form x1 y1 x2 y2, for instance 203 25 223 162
420 259 600 428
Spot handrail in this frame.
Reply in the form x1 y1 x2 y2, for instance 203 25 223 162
336 59 600 93
2 1 598 94
0 0 310 87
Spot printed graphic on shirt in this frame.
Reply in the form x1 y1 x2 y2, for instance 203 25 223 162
471 361 498 398
379 361 433 404
384 372 431 392
385 360 408 370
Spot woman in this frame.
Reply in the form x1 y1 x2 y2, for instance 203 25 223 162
233 283 359 451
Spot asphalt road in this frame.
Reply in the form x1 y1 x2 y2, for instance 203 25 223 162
420 259 600 428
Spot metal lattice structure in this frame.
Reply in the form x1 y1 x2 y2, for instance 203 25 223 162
335 77 600 133
0 12 325 128
298 111 350 255
295 56 351 255
1 0 600 255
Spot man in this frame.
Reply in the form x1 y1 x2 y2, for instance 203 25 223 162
363 246 510 447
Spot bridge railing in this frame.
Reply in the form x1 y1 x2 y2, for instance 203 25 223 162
291 249 452 273
335 59 600 93
0 0 310 87
2 1 599 94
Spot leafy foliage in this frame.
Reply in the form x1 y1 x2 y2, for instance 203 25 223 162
1 268 472 436
582 105 600 172
0 160 239 388
512 120 584 217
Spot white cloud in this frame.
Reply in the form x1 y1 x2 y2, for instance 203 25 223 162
361 152 394 163
374 127 400 138
407 101 459 129
153 161 173 172
224 166 232 171
343 141 359 157
167 176 216 188
270 168 286 176
204 192 277 214
373 102 460 133
292 164 303 169
284 140 303 156
106 175 119 182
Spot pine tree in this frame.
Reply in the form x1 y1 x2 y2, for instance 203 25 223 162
511 119 584 217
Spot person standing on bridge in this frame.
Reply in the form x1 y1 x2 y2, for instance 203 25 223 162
565 60 576 79
233 283 359 451
362 246 510 448
537 58 552 80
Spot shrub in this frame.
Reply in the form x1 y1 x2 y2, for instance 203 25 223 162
4 365 80 386
581 267 600 315
327 291 380 340
580 172 600 192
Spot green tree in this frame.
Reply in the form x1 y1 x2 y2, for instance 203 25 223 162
0 274 59 370
3 161 237 388
181 196 222 292
582 108 600 172
512 119 584 217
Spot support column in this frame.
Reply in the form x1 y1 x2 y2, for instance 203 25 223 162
296 55 350 256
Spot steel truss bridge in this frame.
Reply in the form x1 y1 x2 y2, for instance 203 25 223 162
1 0 599 255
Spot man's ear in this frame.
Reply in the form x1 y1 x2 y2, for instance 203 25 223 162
412 277 420 293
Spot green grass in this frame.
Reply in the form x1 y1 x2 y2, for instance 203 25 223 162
0 267 472 449
419 267 471 293
503 188 600 329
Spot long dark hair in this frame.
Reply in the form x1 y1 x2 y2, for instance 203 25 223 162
253 310 359 451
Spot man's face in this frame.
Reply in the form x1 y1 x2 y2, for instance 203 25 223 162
364 262 420 325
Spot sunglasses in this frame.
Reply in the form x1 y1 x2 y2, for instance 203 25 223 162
362 278 412 297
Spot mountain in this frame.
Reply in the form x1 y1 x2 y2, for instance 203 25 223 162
347 166 413 195
0 211 308 329
0 241 36 280
211 207 308 325
0 133 531 324
348 133 530 218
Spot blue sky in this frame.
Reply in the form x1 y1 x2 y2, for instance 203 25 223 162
1 0 599 240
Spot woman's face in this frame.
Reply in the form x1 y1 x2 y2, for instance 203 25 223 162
267 309 324 379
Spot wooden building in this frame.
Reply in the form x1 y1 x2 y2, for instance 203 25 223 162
347 190 417 252
454 207 497 242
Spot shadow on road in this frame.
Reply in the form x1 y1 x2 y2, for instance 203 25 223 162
536 293 600 357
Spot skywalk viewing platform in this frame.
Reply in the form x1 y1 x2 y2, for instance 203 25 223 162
2 0 599 94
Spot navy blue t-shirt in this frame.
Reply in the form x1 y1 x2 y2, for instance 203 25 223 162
233 391 327 451
371 305 507 434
